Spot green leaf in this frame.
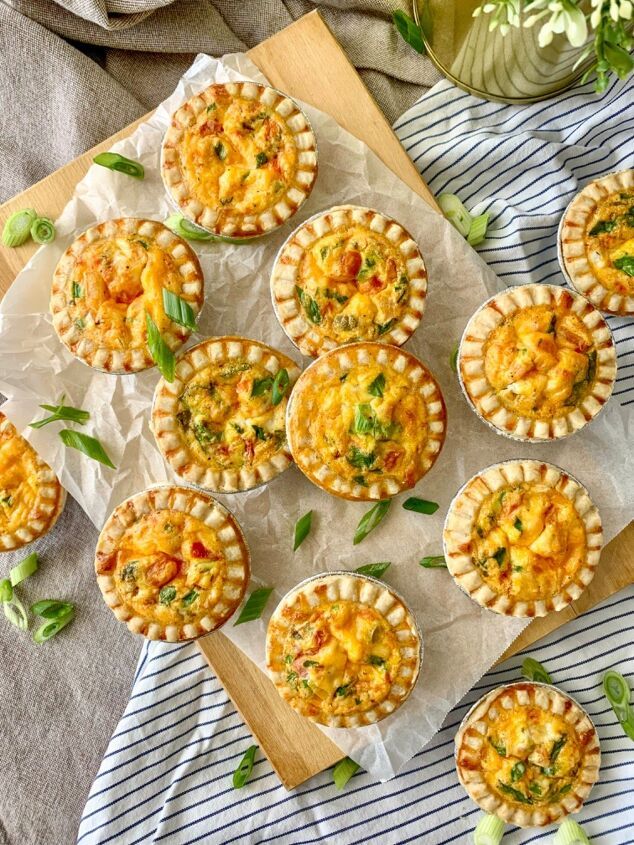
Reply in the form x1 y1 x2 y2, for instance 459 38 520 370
234 587 274 626
402 497 439 515
392 10 425 54
419 555 447 568
162 288 197 332
58 429 115 469
30 398 90 429
603 669 634 741
159 586 176 605
367 373 385 397
145 310 176 382
93 152 144 179
271 368 290 406
295 285 322 324
353 499 391 545
355 561 391 580
10 552 39 586
614 255 634 276
293 510 313 551
233 744 258 788
333 756 360 789
521 657 553 685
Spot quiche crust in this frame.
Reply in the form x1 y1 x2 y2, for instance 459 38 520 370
458 284 616 442
152 336 301 493
95 484 250 641
266 571 422 727
443 460 602 617
270 205 427 357
0 412 66 552
50 217 204 374
559 169 634 315
161 81 318 240
455 682 601 827
286 342 446 501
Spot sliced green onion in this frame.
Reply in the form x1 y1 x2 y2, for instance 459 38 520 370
93 152 144 179
468 212 490 246
438 193 473 237
0 578 13 603
31 599 74 620
233 587 273 626
33 607 75 643
10 552 39 586
333 756 360 789
603 669 634 741
392 10 425 54
30 397 90 429
353 499 391 545
58 429 115 469
521 657 553 685
2 208 37 247
271 368 290 406
450 343 459 373
402 497 439 515
474 813 505 845
232 744 258 788
553 818 592 845
145 311 175 382
30 216 56 245
4 594 28 630
162 288 197 332
293 510 313 551
355 561 391 580
165 214 216 241
420 555 447 568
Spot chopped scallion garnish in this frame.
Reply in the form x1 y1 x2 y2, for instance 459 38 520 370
10 552 39 586
233 587 273 626
2 208 37 247
58 429 115 469
473 813 505 845
438 193 472 237
31 600 74 621
145 311 176 382
0 578 13 603
450 343 459 373
33 606 75 643
271 368 290 406
468 212 490 246
93 152 144 179
165 214 216 241
232 744 258 788
3 593 28 630
293 510 313 551
521 657 552 685
552 818 591 845
603 669 634 741
403 497 439 515
353 499 391 545
333 756 360 789
420 555 447 568
30 216 56 244
355 561 391 580
30 396 90 429
162 288 197 332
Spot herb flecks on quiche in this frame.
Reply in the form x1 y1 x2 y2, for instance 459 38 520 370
50 218 204 374
0 413 66 552
459 284 616 441
444 460 602 617
559 169 634 315
455 683 601 827
161 82 317 239
271 205 427 357
266 573 421 727
95 486 249 641
287 342 446 501
152 337 300 493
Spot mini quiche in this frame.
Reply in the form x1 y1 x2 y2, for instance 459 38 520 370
152 337 301 493
161 81 317 240
94 485 250 641
287 342 446 500
0 412 66 551
270 205 427 357
50 218 204 374
455 682 601 827
443 460 602 617
459 284 616 441
266 572 421 727
559 169 634 315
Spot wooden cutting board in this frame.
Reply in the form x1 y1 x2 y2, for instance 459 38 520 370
0 9 632 791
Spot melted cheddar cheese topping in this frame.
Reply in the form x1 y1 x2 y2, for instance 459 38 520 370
458 691 589 809
177 87 297 226
0 424 42 536
67 233 185 353
273 597 401 719
483 304 596 420
471 483 586 602
113 508 231 627
296 362 430 489
175 358 288 472
585 190 634 295
294 224 409 342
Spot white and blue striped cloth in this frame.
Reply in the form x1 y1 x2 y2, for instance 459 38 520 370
78 73 634 843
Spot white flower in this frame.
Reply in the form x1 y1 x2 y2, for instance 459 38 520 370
524 0 588 48
619 0 633 17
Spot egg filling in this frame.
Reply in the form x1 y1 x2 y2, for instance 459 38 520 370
177 88 298 225
0 426 43 536
585 190 634 295
483 304 596 420
175 358 288 472
271 597 401 719
470 483 586 602
293 224 410 343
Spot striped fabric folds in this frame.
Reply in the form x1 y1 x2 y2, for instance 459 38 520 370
78 588 634 844
394 74 634 407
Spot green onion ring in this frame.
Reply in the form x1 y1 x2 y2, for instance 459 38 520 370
10 551 39 586
30 216 56 244
2 208 37 247
32 607 75 643
4 595 28 630
0 578 13 603
31 599 74 620
164 214 216 241
93 152 144 179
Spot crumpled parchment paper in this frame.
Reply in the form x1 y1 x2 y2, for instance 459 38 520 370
1 53 632 781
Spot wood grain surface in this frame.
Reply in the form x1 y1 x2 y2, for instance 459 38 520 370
0 9 631 791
